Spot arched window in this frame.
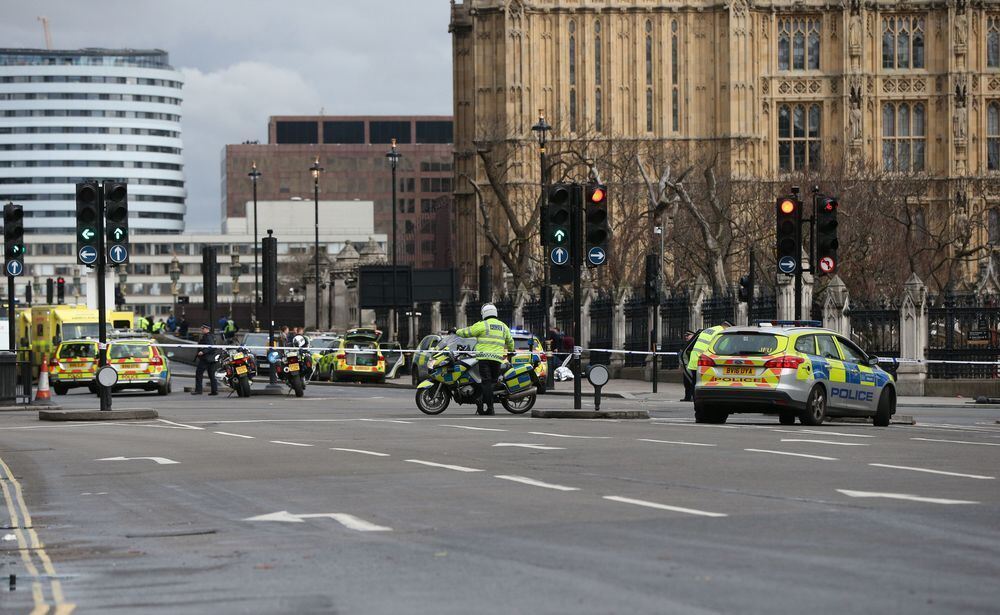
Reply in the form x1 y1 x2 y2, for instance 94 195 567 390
778 17 821 71
989 102 1000 170
646 20 653 132
882 101 926 172
777 103 822 172
989 17 1000 68
594 21 602 86
883 16 925 69
671 20 679 131
569 20 577 131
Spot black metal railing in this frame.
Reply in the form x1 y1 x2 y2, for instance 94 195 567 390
588 293 613 365
555 296 574 338
702 292 737 328
754 294 778 323
623 292 649 367
521 296 545 338
660 292 690 370
495 296 515 326
927 293 1000 379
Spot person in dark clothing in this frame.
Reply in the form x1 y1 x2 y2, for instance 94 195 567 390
178 316 189 339
193 325 218 395
679 329 698 402
545 327 563 355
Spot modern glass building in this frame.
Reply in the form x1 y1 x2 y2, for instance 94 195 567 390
0 48 185 234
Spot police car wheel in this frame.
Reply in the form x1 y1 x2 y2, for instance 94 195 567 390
694 401 728 424
53 383 68 396
874 387 894 427
800 385 828 426
778 412 796 425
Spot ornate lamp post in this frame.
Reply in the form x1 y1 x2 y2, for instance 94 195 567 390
309 156 324 332
229 250 241 317
169 255 181 314
248 162 262 329
385 138 402 341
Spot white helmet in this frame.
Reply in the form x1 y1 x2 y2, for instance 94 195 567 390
293 335 308 348
481 303 498 319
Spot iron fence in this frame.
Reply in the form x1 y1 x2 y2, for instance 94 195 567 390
555 296 574 338
660 292 690 370
588 293 614 365
416 302 433 340
496 296 515 326
465 296 482 326
623 292 648 367
753 294 778 323
521 296 546 338
702 292 736 327
440 302 456 333
927 293 1000 379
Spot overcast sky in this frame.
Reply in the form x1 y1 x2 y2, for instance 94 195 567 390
1 0 454 231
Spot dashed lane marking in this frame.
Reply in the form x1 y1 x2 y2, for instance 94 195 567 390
528 432 611 439
330 448 390 457
214 431 254 439
773 429 875 438
441 424 508 432
744 448 838 461
493 443 565 450
359 418 413 424
868 463 995 480
405 459 483 473
155 419 205 430
637 438 716 447
603 495 728 518
780 439 870 447
837 489 979 505
911 437 1000 447
269 440 314 447
494 475 580 491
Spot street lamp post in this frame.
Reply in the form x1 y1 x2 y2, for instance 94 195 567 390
385 139 402 342
310 157 324 333
229 250 241 317
72 268 81 304
531 110 553 389
169 255 181 316
248 162 262 330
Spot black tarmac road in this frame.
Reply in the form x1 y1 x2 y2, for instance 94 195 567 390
1 383 999 614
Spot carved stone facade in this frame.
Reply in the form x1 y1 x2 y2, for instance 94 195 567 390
451 0 1000 287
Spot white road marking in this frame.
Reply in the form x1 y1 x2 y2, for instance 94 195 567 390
155 419 205 430
837 489 979 505
494 475 580 491
528 431 610 439
269 440 314 447
603 495 728 518
214 431 254 439
911 437 1000 447
442 424 508 432
493 443 565 450
780 439 869 447
744 448 837 461
330 448 390 457
406 459 483 473
359 418 413 424
868 463 995 480
637 438 716 447
651 422 746 430
244 510 392 531
773 429 874 438
96 456 179 465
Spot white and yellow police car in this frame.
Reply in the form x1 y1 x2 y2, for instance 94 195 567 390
693 322 896 426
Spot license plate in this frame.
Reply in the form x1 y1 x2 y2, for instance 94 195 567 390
287 363 299 372
233 353 244 360
236 365 248 375
724 367 755 375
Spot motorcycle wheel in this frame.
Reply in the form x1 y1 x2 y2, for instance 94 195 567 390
415 383 450 415
291 375 304 398
238 375 251 398
501 393 536 414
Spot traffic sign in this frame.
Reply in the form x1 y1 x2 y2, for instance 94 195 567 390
80 228 96 241
551 247 569 266
552 228 567 244
818 256 836 274
79 246 98 265
111 226 127 241
778 255 797 275
108 244 128 264
588 246 606 266
5 260 22 277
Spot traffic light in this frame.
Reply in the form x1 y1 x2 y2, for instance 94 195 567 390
24 282 32 306
815 196 839 275
584 182 609 267
644 253 660 305
46 277 54 305
3 203 24 277
546 183 574 285
202 246 218 310
56 276 65 304
775 195 802 274
262 234 278 306
104 180 129 265
76 181 101 266
738 274 754 303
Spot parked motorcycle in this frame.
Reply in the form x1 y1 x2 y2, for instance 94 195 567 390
217 346 257 397
414 335 539 415
269 337 314 397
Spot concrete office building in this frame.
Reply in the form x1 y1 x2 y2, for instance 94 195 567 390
0 48 186 234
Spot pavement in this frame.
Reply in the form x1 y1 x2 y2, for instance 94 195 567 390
1 381 998 613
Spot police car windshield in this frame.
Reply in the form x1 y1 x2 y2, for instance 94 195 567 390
713 332 784 356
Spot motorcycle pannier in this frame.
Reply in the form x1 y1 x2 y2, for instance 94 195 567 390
502 364 535 394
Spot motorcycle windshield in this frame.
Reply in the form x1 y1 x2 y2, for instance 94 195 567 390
436 335 477 357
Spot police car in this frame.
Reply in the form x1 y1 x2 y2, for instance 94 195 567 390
510 328 548 393
693 321 896 426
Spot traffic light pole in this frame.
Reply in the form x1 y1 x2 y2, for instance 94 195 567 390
572 184 583 410
792 186 803 321
95 184 111 411
7 276 14 353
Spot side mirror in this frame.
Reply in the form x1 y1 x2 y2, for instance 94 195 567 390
166 351 175 358
867 356 880 367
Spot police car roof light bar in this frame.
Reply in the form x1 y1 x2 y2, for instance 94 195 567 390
754 320 822 328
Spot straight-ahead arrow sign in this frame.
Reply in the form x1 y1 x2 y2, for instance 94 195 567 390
244 511 392 532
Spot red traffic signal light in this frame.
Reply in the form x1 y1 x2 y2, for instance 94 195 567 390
821 198 838 213
57 277 65 284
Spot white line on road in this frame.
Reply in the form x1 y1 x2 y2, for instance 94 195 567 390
837 489 979 505
493 443 565 450
359 418 413 424
96 456 179 465
911 437 1000 447
441 424 508 432
773 429 874 438
868 463 995 480
330 448 390 457
780 439 869 447
156 419 205 430
317 513 392 532
744 448 838 461
214 431 254 439
494 475 580 491
603 495 728 518
269 440 314 447
637 438 716 447
406 459 483 472
528 432 611 439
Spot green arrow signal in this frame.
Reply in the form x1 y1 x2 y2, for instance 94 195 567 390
552 228 567 244
113 227 126 241
80 228 95 241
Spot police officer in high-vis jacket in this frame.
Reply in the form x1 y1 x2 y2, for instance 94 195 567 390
685 321 732 394
456 303 515 415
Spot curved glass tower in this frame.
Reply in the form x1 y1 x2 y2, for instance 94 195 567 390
0 48 185 234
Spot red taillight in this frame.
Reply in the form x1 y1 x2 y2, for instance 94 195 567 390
336 354 346 360
764 355 805 370
149 356 163 366
697 355 716 367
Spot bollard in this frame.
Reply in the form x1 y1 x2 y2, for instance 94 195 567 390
586 363 610 411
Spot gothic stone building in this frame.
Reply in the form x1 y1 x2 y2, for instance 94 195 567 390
450 0 1000 289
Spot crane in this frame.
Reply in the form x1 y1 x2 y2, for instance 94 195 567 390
37 16 53 50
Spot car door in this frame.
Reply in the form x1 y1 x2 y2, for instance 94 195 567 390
835 336 878 412
814 334 853 411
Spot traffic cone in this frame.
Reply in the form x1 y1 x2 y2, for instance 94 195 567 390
34 354 55 405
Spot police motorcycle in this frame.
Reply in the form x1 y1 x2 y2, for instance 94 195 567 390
414 334 540 415
269 335 313 398
216 345 257 398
